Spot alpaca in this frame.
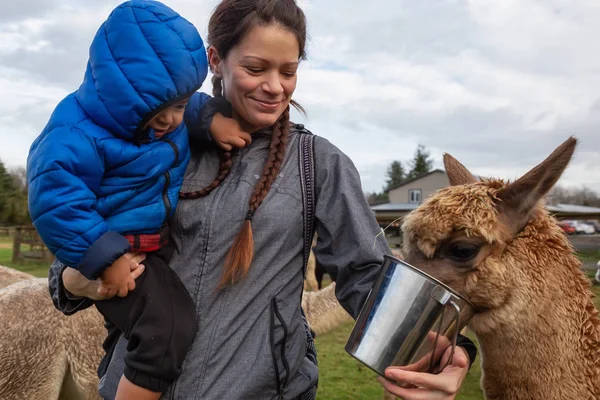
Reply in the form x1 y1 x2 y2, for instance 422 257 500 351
0 265 35 289
396 137 600 399
0 269 350 399
0 278 104 400
301 281 352 336
303 249 320 292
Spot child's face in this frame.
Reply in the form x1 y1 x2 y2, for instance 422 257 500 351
145 98 189 138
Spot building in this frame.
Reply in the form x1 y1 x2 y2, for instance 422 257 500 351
372 170 600 226
387 169 449 205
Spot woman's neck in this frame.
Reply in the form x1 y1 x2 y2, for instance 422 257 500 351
231 109 271 135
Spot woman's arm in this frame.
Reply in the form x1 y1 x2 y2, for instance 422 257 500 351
311 135 391 319
48 254 147 315
48 259 95 315
310 135 477 385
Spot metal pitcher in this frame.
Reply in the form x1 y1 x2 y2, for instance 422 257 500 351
345 255 474 377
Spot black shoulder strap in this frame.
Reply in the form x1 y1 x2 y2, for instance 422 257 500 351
296 126 319 384
298 128 316 276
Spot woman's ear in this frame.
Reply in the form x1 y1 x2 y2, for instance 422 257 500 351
208 46 222 78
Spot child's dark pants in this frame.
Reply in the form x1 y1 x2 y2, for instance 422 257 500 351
95 242 197 393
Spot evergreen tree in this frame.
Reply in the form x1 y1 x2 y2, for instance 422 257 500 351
367 191 389 205
407 144 434 179
0 161 30 225
385 161 406 191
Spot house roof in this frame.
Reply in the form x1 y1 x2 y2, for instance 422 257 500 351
371 202 600 222
385 169 446 192
371 203 420 212
547 203 600 215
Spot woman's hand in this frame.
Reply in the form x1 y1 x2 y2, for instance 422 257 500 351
378 345 470 399
62 252 146 300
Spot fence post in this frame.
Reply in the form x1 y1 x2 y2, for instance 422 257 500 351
12 227 22 264
42 246 53 263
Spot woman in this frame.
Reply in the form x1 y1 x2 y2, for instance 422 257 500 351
49 0 476 398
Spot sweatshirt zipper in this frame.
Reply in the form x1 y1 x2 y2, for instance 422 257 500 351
270 298 291 399
161 138 179 224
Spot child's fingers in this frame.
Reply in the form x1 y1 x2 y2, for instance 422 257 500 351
127 277 136 292
229 137 250 148
97 285 110 298
131 264 145 280
117 286 129 298
218 141 233 151
127 252 146 265
239 133 252 146
98 285 116 299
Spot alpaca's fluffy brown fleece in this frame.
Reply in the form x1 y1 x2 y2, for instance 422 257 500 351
401 180 600 400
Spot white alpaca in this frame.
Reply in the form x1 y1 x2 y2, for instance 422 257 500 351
0 278 104 400
303 249 319 292
0 265 35 289
301 282 352 336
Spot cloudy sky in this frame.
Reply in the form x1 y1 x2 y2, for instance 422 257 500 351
1 0 599 194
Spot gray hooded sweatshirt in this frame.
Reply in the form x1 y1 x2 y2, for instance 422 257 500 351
49 125 391 399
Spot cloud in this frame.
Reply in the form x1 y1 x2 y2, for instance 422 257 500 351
1 0 599 195
0 0 59 23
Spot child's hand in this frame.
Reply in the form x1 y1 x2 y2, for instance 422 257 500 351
99 253 139 298
210 113 252 151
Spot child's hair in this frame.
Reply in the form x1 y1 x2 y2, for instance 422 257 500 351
179 0 307 289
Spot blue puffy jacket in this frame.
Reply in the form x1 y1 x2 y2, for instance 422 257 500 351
27 0 209 280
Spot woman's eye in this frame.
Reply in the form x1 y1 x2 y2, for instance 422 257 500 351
245 67 263 74
446 243 479 262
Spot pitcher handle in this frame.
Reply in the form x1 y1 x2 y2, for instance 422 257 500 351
437 300 461 372
427 304 447 373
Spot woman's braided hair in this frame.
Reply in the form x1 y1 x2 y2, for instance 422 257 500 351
179 0 306 289
178 77 233 200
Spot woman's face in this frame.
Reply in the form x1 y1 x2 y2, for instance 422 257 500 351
209 24 300 132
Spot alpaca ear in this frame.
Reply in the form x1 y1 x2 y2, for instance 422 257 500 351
497 137 577 232
443 153 478 186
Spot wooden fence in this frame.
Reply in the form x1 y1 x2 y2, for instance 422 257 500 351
11 226 53 264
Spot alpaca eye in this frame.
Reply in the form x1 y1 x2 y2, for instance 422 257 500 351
447 243 480 262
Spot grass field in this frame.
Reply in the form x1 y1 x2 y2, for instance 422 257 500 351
0 235 50 277
1 235 599 399
578 248 600 261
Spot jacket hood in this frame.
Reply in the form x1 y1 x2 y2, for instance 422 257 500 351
75 0 208 142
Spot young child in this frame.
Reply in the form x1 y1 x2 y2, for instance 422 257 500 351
27 1 246 399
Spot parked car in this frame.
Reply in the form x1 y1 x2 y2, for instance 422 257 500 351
584 220 600 233
559 221 576 235
576 221 597 234
562 220 596 234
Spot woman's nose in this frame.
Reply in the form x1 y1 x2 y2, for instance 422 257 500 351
262 72 284 96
